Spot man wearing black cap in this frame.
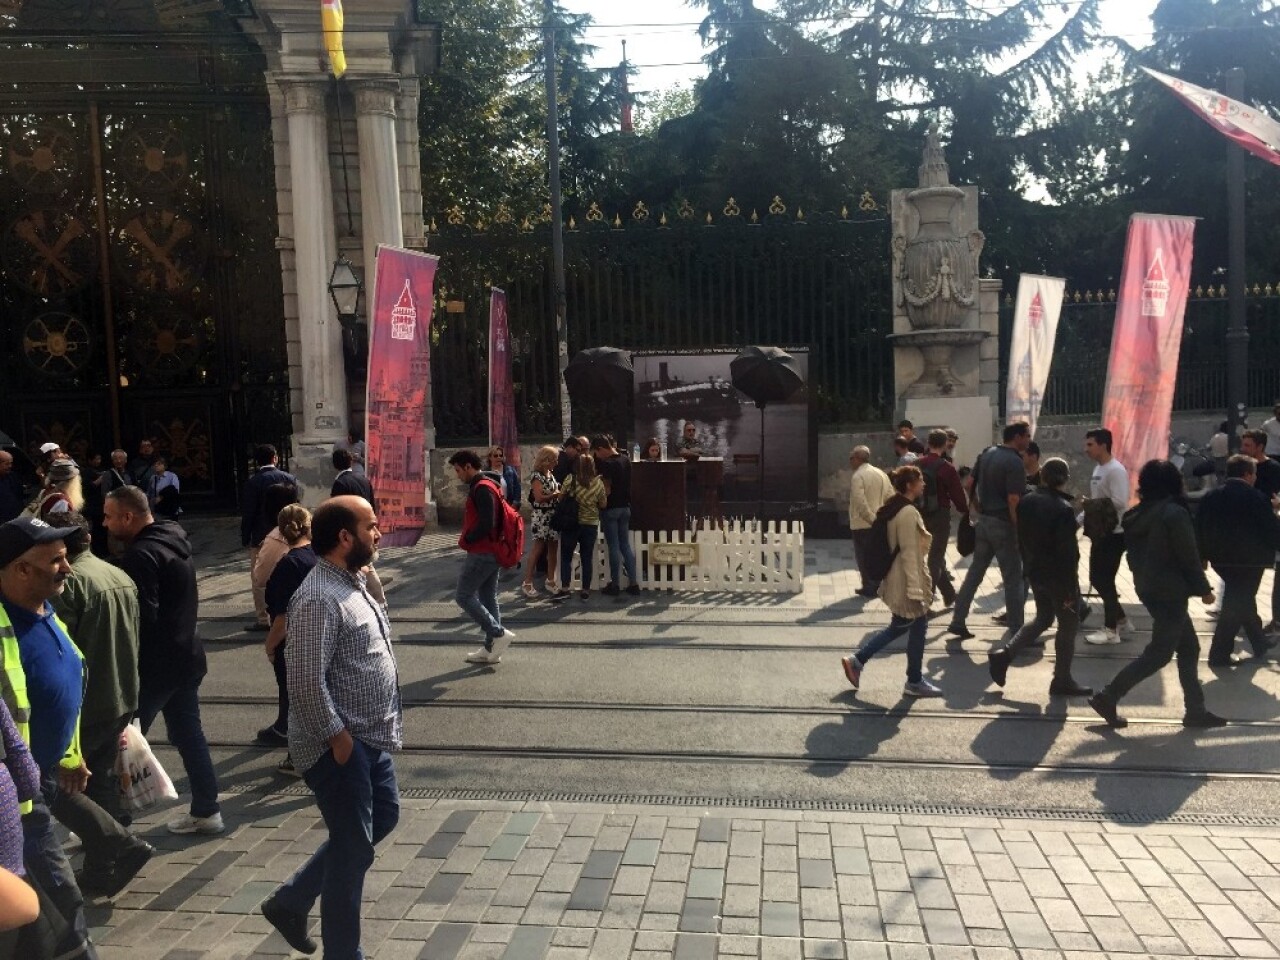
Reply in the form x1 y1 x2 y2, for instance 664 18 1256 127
0 516 99 958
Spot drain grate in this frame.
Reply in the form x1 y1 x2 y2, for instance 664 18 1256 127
233 782 1280 827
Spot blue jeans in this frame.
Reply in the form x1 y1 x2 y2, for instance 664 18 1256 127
852 614 928 683
561 524 600 589
456 551 502 645
23 787 98 959
274 740 400 960
600 507 637 584
951 515 1025 631
136 676 220 818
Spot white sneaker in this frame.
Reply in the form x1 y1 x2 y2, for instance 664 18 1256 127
1085 628 1122 646
491 629 515 659
903 678 944 698
465 647 500 664
167 812 224 835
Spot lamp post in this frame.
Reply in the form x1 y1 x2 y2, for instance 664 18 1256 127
1225 67 1249 448
328 254 363 321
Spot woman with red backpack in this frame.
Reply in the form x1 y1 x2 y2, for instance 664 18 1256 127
840 465 944 698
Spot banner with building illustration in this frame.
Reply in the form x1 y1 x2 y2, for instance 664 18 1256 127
366 245 438 545
1102 214 1197 503
488 287 520 469
1005 274 1065 436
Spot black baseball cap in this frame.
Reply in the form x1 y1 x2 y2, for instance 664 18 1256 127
0 517 77 568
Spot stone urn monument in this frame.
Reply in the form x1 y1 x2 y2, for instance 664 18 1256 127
889 126 1002 462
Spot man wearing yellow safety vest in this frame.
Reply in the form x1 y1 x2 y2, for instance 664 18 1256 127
0 515 98 959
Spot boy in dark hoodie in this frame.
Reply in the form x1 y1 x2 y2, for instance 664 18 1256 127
103 486 223 834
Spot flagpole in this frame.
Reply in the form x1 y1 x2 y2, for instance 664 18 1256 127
1225 67 1249 446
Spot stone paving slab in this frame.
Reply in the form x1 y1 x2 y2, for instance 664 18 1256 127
84 794 1280 959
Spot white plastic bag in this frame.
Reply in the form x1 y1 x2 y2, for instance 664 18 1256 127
115 721 179 811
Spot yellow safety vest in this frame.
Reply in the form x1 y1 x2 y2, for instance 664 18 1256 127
0 604 85 814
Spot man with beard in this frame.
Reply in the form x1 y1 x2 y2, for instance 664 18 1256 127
260 496 403 960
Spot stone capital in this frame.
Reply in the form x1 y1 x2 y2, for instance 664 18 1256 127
275 75 329 115
351 77 402 119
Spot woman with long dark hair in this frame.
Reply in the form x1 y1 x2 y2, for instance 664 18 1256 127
1089 459 1225 728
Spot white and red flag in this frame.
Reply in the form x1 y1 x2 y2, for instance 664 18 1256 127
1142 67 1280 168
1102 214 1197 504
1006 274 1065 437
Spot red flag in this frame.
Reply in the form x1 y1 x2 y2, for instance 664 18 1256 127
366 246 439 545
489 287 520 470
1102 214 1197 503
1143 67 1280 168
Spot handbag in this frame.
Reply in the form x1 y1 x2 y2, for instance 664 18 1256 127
549 479 580 534
115 721 179 812
956 512 976 557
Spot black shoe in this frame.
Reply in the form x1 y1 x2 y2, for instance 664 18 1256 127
256 725 288 747
1208 654 1241 668
245 623 270 633
80 840 155 899
1049 679 1094 698
1183 709 1228 728
946 624 974 640
626 583 641 595
1265 620 1279 633
1252 637 1275 660
1079 602 1093 625
987 650 1011 688
939 591 956 608
992 611 1009 625
856 587 878 598
602 582 620 596
1088 693 1127 728
262 895 317 955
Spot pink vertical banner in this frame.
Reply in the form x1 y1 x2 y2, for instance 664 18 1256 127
1102 214 1197 503
488 287 520 469
365 245 439 545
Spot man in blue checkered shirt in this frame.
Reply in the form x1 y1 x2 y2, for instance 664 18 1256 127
260 496 402 959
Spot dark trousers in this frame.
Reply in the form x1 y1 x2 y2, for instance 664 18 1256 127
923 510 955 603
1102 596 1204 712
560 524 600 590
851 529 878 592
274 740 399 960
136 677 220 819
1000 578 1079 680
50 727 137 875
1212 565 1267 660
1089 532 1126 628
271 644 289 733
23 787 97 960
79 714 131 827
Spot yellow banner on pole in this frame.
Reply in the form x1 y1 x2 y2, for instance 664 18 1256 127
322 0 346 78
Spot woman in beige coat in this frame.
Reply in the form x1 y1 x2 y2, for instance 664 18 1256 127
841 465 944 697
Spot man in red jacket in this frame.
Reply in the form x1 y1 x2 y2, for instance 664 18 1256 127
449 450 516 665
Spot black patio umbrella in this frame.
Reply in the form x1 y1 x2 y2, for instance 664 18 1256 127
562 346 634 405
730 346 805 517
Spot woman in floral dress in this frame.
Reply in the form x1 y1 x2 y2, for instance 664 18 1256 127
522 445 562 598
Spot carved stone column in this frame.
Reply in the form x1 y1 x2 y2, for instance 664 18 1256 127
352 77 404 276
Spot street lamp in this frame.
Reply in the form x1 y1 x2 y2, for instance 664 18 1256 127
327 255 363 321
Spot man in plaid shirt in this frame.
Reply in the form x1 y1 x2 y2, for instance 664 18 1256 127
260 496 402 959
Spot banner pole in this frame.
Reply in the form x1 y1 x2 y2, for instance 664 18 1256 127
1225 67 1250 448
545 0 572 440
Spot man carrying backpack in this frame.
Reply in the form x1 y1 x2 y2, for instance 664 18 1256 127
914 430 967 607
448 450 517 665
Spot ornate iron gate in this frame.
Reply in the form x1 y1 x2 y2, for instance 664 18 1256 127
0 5 289 504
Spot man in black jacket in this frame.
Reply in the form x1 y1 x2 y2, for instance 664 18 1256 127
104 486 222 836
331 449 374 505
241 443 298 631
1196 454 1280 667
987 458 1091 697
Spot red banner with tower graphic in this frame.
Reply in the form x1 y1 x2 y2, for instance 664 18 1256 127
366 245 439 545
1102 214 1196 503
488 287 520 470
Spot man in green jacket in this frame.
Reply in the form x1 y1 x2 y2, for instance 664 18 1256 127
47 511 153 896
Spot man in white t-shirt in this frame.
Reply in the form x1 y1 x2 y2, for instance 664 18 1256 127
1263 403 1280 461
1083 428 1130 645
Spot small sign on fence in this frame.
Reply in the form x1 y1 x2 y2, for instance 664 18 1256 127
651 542 700 566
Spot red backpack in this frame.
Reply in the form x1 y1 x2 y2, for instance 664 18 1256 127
479 478 525 568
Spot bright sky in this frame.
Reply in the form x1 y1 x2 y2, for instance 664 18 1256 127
571 0 1160 98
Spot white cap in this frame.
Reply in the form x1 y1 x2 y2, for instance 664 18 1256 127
39 442 60 455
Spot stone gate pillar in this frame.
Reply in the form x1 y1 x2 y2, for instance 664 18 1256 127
352 77 405 277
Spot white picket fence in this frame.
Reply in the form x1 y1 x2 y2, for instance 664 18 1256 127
563 520 805 594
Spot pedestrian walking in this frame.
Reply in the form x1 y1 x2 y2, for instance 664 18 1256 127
848 446 893 597
554 452 607 601
1082 427 1130 645
103 486 223 834
485 446 522 506
1089 460 1225 729
840 466 942 697
1195 455 1280 666
330 450 374 505
449 450 516 664
145 457 181 517
1263 402 1280 463
0 516 98 959
126 439 154 489
34 459 82 520
43 512 154 896
947 422 1031 640
240 444 298 632
260 496 402 959
261 505 317 778
986 458 1091 697
1237 429 1280 633
914 430 967 607
593 436 639 596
